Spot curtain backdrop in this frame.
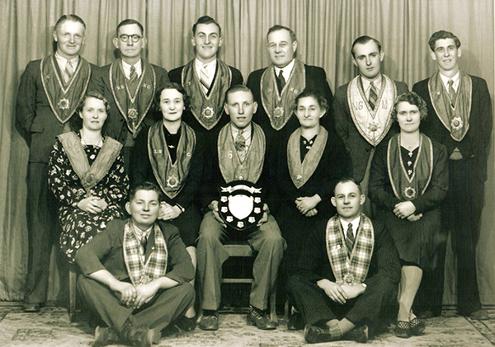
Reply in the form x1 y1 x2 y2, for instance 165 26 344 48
1 0 493 305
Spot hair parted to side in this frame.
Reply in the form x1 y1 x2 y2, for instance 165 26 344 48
71 91 110 133
428 30 461 51
128 181 162 202
154 81 190 112
224 84 254 103
392 91 428 121
293 88 328 114
351 35 382 58
192 15 222 35
266 25 297 42
333 177 363 195
54 14 86 31
116 18 144 36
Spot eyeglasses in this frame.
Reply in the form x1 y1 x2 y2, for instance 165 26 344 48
119 34 142 43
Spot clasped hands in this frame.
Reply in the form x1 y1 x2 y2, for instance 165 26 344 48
393 201 423 221
159 201 182 221
115 280 160 310
317 279 366 304
295 195 321 217
77 196 108 214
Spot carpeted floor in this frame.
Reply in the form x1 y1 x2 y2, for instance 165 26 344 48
0 306 494 346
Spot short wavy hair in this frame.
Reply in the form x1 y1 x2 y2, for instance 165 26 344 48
428 30 461 51
71 91 110 133
392 91 428 121
293 88 328 114
154 82 190 113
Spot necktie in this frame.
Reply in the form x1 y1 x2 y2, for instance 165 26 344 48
141 234 148 254
277 69 286 93
368 81 378 111
448 79 457 108
129 64 137 82
63 60 75 83
345 223 355 255
234 129 247 162
199 64 211 92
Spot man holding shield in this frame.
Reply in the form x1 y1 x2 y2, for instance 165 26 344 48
196 84 285 331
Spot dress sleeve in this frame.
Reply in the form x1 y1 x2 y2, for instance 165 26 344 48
48 139 87 207
101 152 129 207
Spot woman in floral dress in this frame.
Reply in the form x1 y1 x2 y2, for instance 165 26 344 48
48 91 129 263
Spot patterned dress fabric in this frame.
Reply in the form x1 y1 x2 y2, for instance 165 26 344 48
48 138 129 263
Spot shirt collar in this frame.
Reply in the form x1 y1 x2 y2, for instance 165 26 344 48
55 51 79 68
230 123 252 140
339 215 361 237
360 74 382 93
121 59 143 78
131 221 153 241
439 71 460 90
274 58 295 81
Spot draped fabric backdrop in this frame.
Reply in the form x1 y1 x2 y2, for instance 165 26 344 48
0 0 493 305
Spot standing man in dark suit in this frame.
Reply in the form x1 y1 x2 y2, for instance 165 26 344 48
93 19 169 168
16 14 94 312
334 36 408 214
247 25 334 146
169 16 243 144
412 30 492 320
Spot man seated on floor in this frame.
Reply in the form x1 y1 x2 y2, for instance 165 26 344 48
197 84 286 331
288 178 400 343
75 182 195 347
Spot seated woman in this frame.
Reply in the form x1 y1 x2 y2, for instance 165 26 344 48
131 82 204 324
48 91 129 263
368 91 448 338
275 89 350 329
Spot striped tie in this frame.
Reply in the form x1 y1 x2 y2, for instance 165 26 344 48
63 60 75 83
129 64 137 82
448 79 457 108
345 223 355 255
234 129 247 162
368 81 378 110
199 64 211 92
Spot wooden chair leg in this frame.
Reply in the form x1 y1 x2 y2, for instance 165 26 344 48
69 265 77 322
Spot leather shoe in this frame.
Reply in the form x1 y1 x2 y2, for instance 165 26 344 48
121 322 152 347
394 320 411 338
247 307 277 330
344 324 369 343
409 317 425 335
287 311 304 330
468 309 490 320
23 303 41 312
199 313 219 331
92 326 119 347
304 324 339 344
175 316 197 331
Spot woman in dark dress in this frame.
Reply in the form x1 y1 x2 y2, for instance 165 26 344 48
48 91 129 263
275 89 350 328
131 82 204 323
369 92 448 338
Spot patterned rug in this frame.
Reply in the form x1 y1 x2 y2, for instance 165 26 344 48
0 307 493 346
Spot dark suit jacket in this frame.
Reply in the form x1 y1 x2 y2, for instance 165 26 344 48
16 58 97 163
75 218 194 284
334 79 408 182
169 62 243 145
92 62 169 144
413 75 492 183
295 217 401 286
246 64 334 143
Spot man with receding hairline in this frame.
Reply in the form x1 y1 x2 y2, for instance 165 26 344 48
93 19 169 169
334 36 408 216
16 14 95 312
413 30 492 320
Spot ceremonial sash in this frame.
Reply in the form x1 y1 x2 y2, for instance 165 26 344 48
109 59 156 136
428 71 472 142
347 75 396 146
260 59 306 130
182 59 232 130
325 214 374 284
287 127 328 189
123 221 168 285
148 122 196 199
57 132 123 193
40 55 91 124
387 134 433 200
218 123 266 183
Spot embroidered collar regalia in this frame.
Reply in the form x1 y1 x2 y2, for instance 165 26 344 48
147 122 196 199
387 134 433 200
40 55 92 124
123 221 168 285
181 59 232 130
57 132 123 194
287 127 328 189
325 214 374 284
428 71 472 142
347 74 396 146
109 59 156 136
218 123 266 183
260 59 306 131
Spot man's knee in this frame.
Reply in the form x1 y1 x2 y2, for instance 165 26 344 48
258 217 285 246
198 212 224 244
287 274 307 293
